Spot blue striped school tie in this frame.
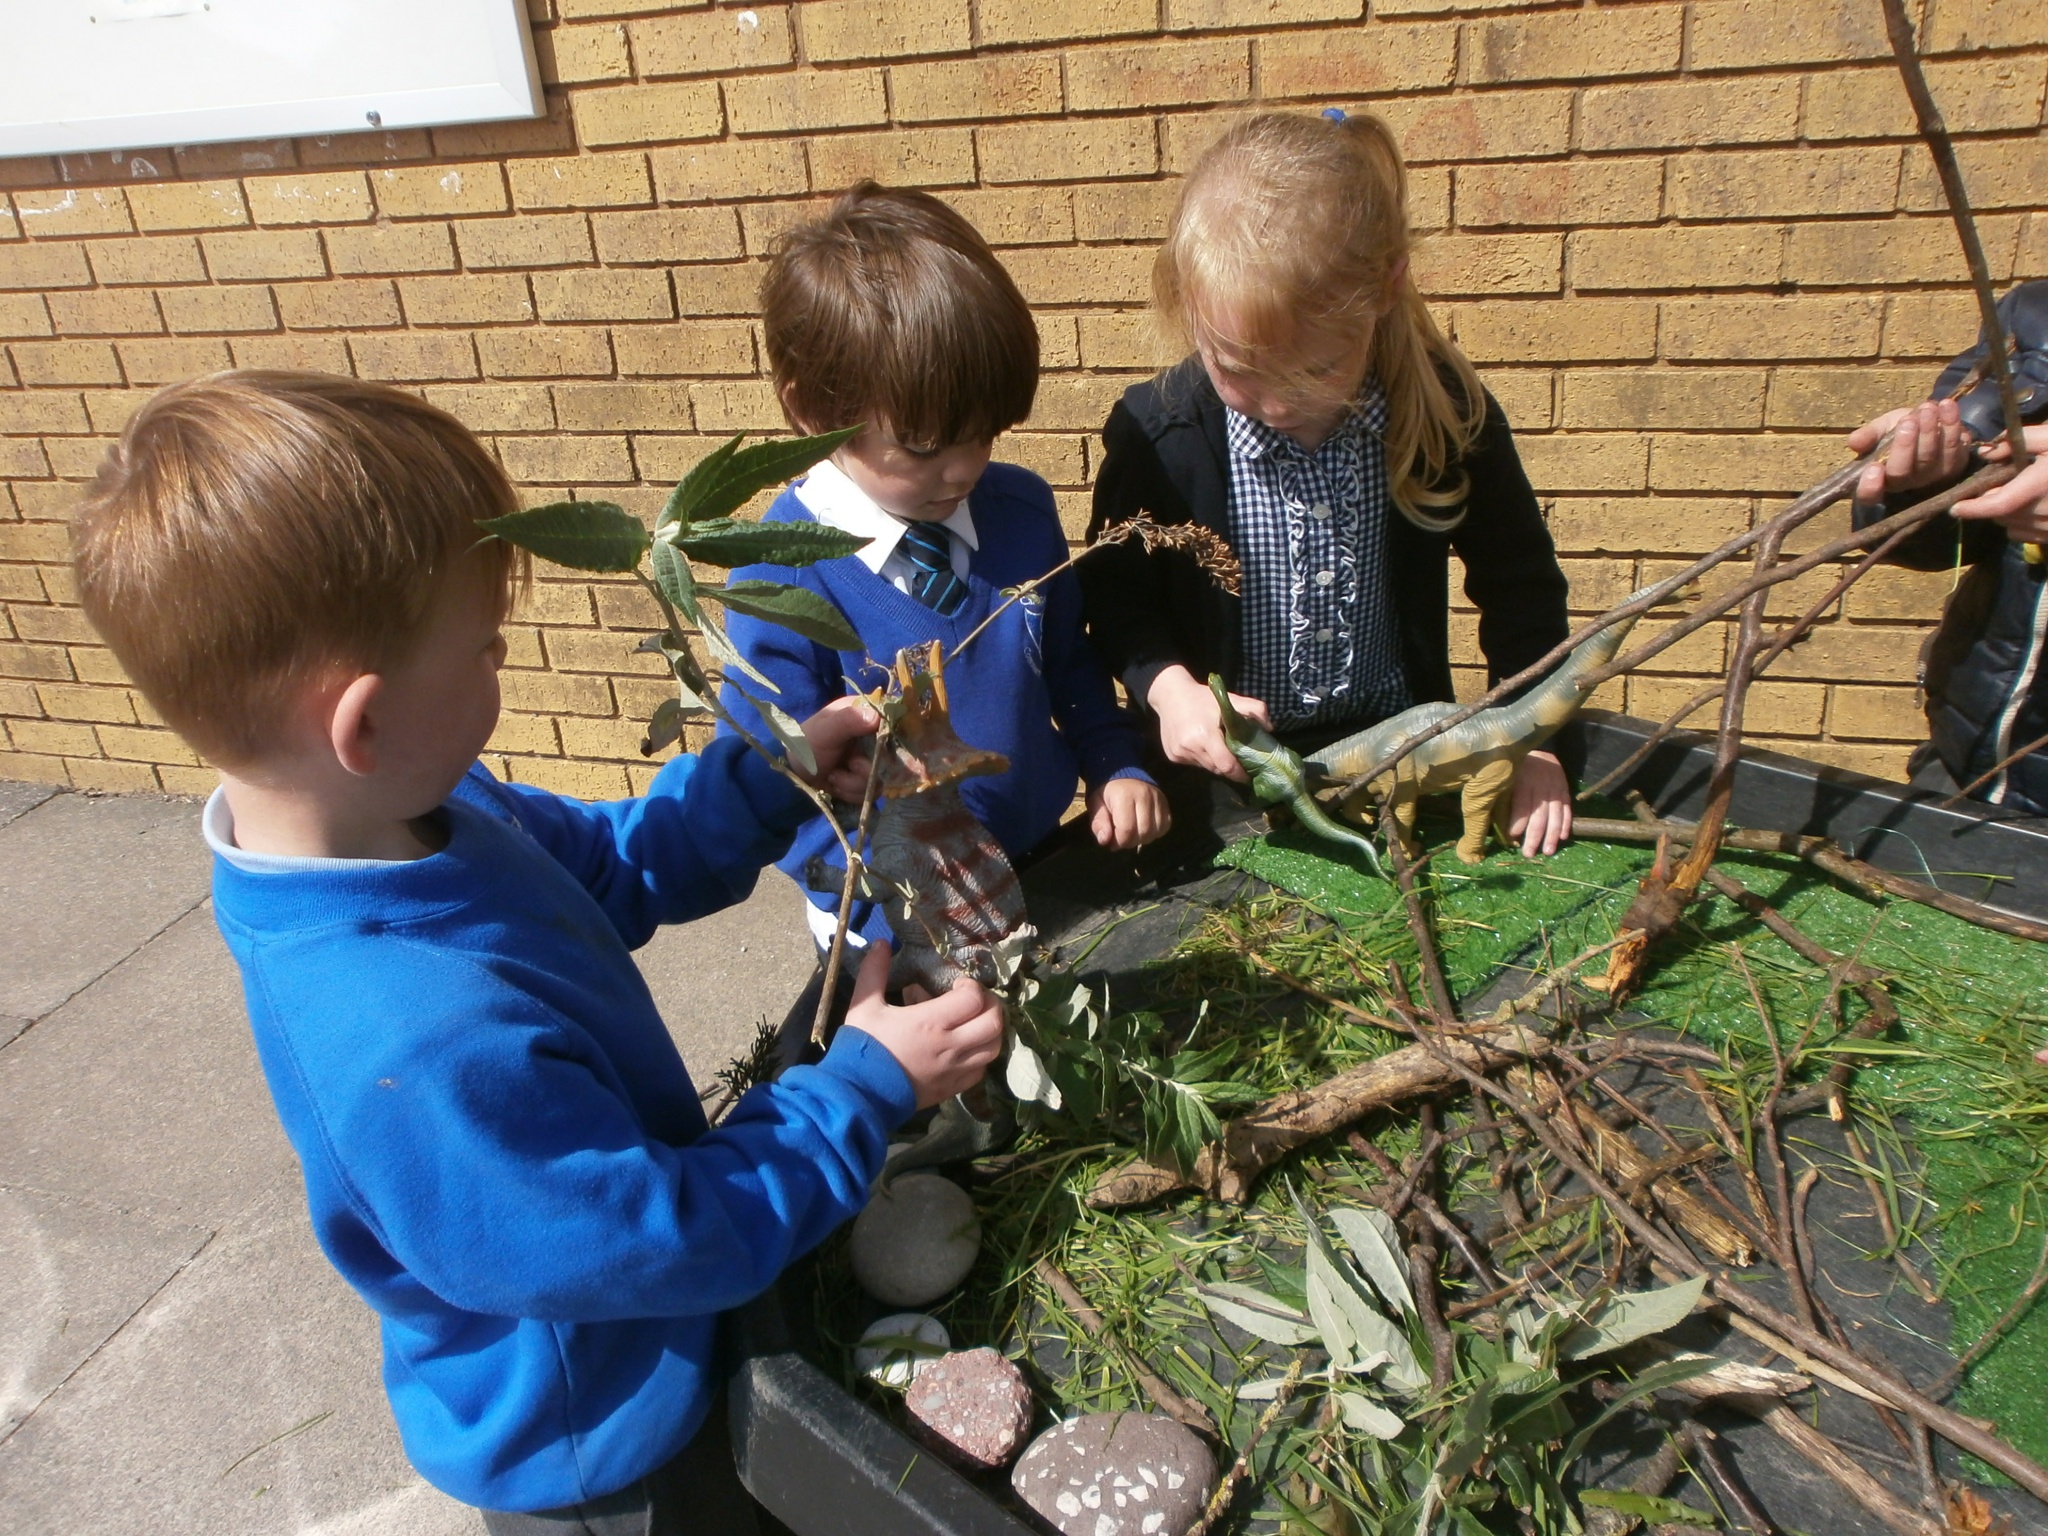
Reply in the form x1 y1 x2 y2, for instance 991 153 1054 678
899 521 968 617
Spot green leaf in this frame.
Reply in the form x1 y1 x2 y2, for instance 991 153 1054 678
667 427 860 529
1579 1490 1717 1527
715 580 864 652
755 695 818 776
1193 1283 1320 1347
659 436 739 533
1558 1275 1707 1360
700 619 780 695
1296 1193 1428 1394
1336 1390 1405 1440
640 696 686 757
676 518 873 570
1558 1356 1717 1467
650 538 701 627
479 501 648 572
1331 1206 1416 1318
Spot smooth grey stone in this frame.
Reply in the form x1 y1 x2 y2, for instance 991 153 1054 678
854 1312 949 1387
0 790 210 1021
0 779 59 828
904 1347 1033 1471
0 1189 478 1536
0 905 296 1225
1011 1413 1216 1536
849 1174 980 1307
0 1185 210 1438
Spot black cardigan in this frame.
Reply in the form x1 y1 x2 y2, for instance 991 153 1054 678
1080 358 1573 754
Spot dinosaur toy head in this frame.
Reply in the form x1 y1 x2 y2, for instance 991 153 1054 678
873 640 1010 796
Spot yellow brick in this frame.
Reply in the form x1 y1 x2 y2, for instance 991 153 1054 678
499 667 616 716
158 285 279 334
0 637 72 682
245 171 374 225
937 187 1074 247
10 718 101 757
1516 434 1648 493
548 628 666 674
0 294 51 338
457 214 598 270
810 127 978 188
592 207 742 265
630 434 733 483
1477 369 1551 429
1072 181 1182 243
532 268 673 322
1377 88 1573 164
995 431 1087 484
1765 366 1935 430
1665 146 1900 221
1765 624 1924 684
275 278 402 330
1546 496 1751 555
154 763 218 795
0 521 72 562
1076 311 1179 370
799 0 962 62
1842 562 1957 622
1570 225 1783 292
1880 292 1980 358
626 7 792 79
74 390 152 435
890 55 1062 123
1003 246 1154 306
1557 555 1638 612
512 579 600 625
1577 75 1800 152
1785 215 2019 289
1648 432 1847 493
349 331 479 381
43 436 115 478
200 229 327 281
539 21 633 83
126 180 248 232
230 334 353 372
1464 6 1681 84
556 714 665 758
727 68 885 136
1926 0 2048 52
63 756 168 793
1413 233 1560 297
0 437 50 477
0 202 16 240
979 0 1152 45
90 237 207 286
422 382 558 433
613 320 754 376
738 198 826 255
651 140 807 203
1559 368 1766 431
0 392 88 434
499 433 635 483
486 712 561 756
10 342 122 386
1804 56 2048 140
1689 0 1888 71
0 242 92 290
507 154 652 211
1448 300 1657 364
2011 213 2048 278
13 187 134 237
557 0 695 17
325 222 457 274
1900 138 2048 213
551 381 690 431
400 273 535 326
1455 159 1663 229
506 753 632 798
92 722 198 765
65 641 134 685
576 82 725 146
1172 0 1356 23
1068 40 1250 112
37 681 132 724
1025 373 1134 431
369 163 508 219
477 325 614 377
1258 21 1452 99
690 379 783 431
1661 297 1883 362
979 119 1157 185
47 290 164 336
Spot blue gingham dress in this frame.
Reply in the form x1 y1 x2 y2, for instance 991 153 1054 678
1224 391 1410 731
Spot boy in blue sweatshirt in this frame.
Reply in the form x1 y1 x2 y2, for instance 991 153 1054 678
721 183 1171 949
69 370 1004 1533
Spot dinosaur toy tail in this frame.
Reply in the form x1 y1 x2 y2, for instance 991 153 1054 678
1209 676 1385 874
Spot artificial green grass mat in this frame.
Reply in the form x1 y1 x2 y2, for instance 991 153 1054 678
1217 815 2048 1464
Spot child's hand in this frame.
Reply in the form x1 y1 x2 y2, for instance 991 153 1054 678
1147 664 1271 783
1954 424 2048 543
844 942 1005 1110
1850 399 1971 505
1506 749 1571 857
1088 777 1172 850
798 695 882 801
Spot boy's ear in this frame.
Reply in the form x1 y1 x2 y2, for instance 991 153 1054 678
777 381 814 436
326 671 386 778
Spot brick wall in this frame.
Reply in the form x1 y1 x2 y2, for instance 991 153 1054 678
2 0 2044 796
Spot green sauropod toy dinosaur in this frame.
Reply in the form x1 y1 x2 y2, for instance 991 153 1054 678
1212 607 1640 867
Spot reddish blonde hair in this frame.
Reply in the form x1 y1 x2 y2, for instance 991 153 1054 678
1155 110 1485 530
72 370 521 766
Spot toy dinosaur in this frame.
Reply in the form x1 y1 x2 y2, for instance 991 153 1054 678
1214 609 1640 866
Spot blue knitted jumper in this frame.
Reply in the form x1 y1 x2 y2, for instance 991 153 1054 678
718 461 1151 940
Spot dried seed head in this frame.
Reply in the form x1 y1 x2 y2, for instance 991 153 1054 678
1099 515 1243 596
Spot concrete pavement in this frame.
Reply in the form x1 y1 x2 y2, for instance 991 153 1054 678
0 779 819 1535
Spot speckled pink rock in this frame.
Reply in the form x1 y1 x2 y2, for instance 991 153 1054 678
1011 1412 1216 1536
902 1347 1034 1471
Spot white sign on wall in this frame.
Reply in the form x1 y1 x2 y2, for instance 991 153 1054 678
0 0 543 159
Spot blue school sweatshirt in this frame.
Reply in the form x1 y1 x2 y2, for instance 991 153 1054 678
209 741 915 1512
718 461 1150 938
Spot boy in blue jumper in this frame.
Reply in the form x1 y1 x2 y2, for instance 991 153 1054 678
69 370 1005 1534
721 183 1172 949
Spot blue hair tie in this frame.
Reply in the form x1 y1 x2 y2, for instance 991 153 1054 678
1322 107 1348 123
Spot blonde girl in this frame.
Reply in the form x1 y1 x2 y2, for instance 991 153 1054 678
1080 108 1576 857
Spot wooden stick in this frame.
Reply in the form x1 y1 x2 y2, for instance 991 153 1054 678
1183 1351 1309 1536
1759 1405 1941 1536
1033 1258 1217 1439
811 719 890 1047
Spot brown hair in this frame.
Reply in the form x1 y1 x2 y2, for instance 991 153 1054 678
72 370 522 766
763 182 1039 447
1155 110 1486 532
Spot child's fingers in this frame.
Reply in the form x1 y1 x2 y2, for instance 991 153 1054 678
1089 797 1119 848
846 941 893 1017
1847 406 1912 456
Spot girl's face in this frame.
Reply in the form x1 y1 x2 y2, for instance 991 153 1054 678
1197 313 1377 452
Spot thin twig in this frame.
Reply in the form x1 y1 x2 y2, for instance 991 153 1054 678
1930 1224 2048 1399
1033 1258 1217 1438
811 717 890 1047
1183 1351 1310 1536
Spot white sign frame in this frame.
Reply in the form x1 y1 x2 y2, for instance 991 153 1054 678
0 0 543 160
